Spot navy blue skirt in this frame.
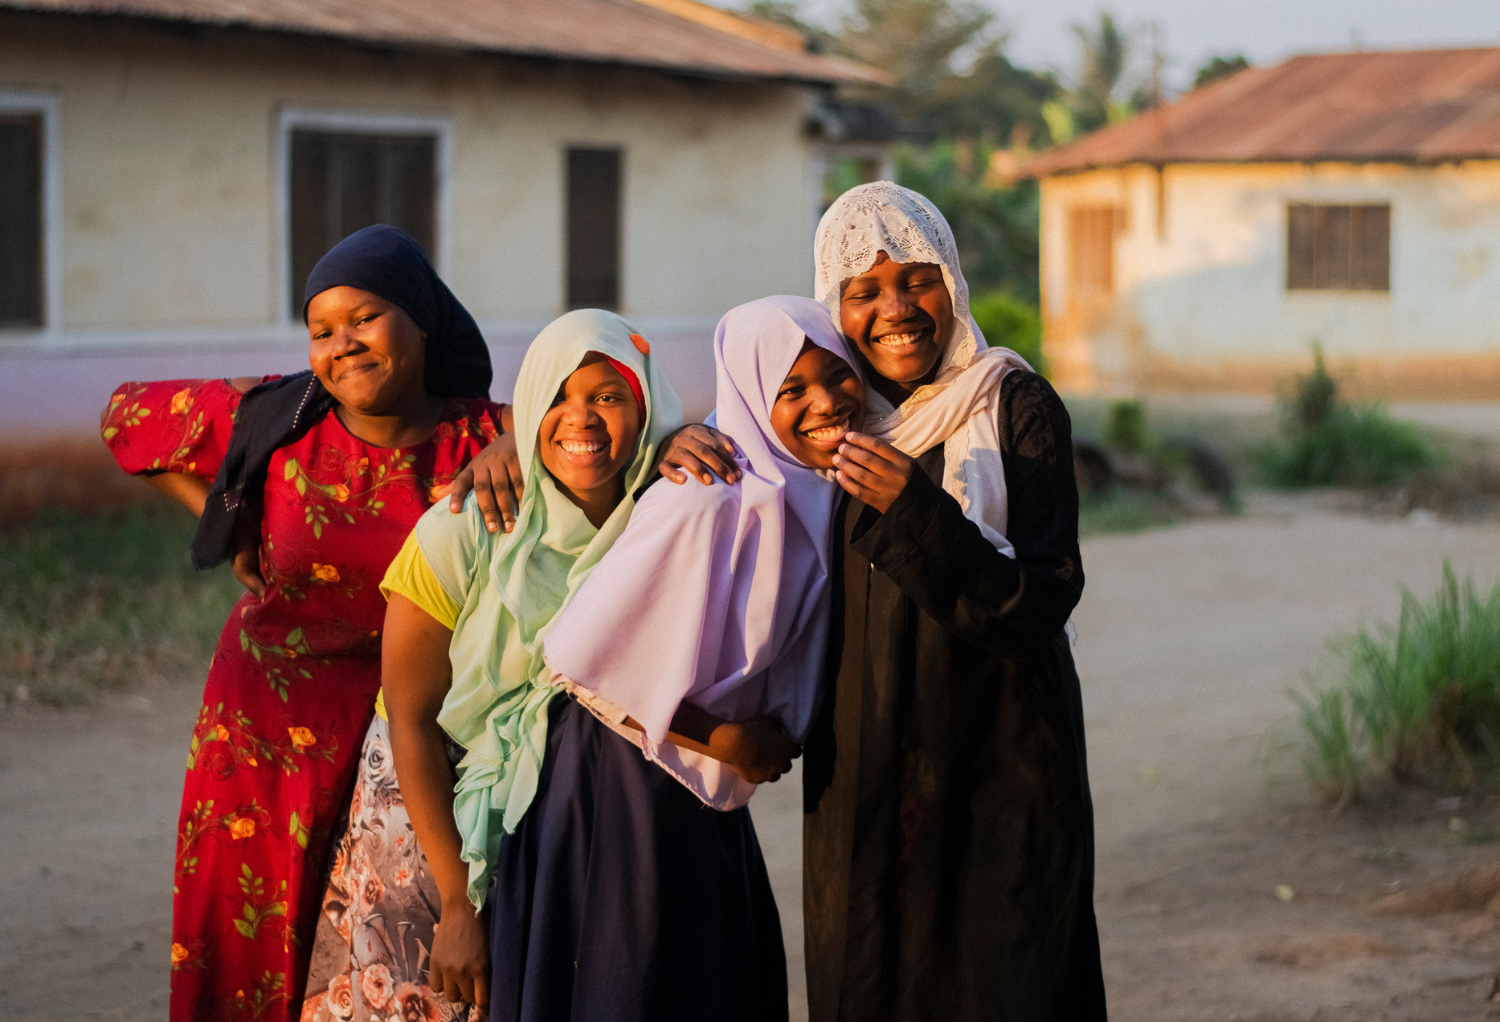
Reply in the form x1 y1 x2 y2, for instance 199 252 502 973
489 695 789 1022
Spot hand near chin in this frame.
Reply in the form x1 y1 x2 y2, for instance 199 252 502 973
832 432 915 513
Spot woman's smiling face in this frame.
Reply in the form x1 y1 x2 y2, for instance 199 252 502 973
306 286 429 416
838 252 955 395
537 354 642 511
769 340 866 472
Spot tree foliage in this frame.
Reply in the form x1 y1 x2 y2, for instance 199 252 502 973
1193 54 1250 90
836 0 993 109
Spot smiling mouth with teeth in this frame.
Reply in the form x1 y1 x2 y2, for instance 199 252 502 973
803 418 850 443
875 332 925 348
558 439 608 455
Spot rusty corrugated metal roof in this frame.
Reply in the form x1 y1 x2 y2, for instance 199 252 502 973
1026 47 1500 176
1 0 888 85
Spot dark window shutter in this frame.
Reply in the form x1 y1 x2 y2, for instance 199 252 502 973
288 130 437 317
0 114 43 327
566 148 622 310
1351 204 1391 291
1287 202 1390 292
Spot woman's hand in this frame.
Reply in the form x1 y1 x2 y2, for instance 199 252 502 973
832 432 916 514
228 506 266 599
429 899 489 1011
709 716 799 784
447 431 523 533
657 424 740 486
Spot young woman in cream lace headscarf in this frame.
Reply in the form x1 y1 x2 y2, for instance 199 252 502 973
799 181 1108 1021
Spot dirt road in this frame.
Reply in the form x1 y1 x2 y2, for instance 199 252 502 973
5 496 1500 1021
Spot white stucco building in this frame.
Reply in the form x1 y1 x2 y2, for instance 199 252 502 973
0 0 884 433
1027 48 1500 401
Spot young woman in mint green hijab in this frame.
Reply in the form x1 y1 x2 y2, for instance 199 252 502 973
364 310 794 1022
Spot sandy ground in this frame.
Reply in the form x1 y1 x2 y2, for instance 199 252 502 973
6 495 1500 1021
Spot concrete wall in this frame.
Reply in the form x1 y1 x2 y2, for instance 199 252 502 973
1039 160 1500 400
0 12 825 432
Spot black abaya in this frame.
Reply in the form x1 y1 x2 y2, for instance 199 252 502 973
803 370 1105 1022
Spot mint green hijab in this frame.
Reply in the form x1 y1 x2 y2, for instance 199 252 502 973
411 309 682 907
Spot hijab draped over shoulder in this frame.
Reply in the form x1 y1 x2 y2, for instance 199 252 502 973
815 181 1031 555
411 309 681 907
191 225 491 568
544 296 847 808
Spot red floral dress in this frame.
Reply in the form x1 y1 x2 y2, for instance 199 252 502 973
102 378 501 1022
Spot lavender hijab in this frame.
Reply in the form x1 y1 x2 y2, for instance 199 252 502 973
543 296 850 808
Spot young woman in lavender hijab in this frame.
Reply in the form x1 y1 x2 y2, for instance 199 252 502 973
375 299 860 1022
647 183 1105 1020
525 295 862 1022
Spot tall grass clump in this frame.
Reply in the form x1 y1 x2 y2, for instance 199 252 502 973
1257 346 1437 488
1293 565 1500 803
0 508 241 705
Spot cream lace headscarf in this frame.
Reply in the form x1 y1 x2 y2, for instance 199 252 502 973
814 181 1033 556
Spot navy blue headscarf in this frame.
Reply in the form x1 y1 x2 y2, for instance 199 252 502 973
190 225 493 568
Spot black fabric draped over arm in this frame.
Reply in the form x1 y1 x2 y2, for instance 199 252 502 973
848 370 1083 657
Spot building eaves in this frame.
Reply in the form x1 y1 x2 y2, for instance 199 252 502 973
0 0 890 87
1024 46 1500 177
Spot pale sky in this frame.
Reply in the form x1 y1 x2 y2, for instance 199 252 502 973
783 0 1500 93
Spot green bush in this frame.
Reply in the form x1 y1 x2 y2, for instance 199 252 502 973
1078 489 1177 538
969 291 1044 371
1104 398 1148 455
0 509 240 705
1257 347 1437 487
1292 565 1500 803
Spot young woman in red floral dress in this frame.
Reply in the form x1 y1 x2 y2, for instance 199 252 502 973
101 227 508 1022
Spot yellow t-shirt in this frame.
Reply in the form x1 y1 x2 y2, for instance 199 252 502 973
374 531 463 719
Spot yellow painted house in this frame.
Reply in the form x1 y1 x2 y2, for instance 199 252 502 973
1026 47 1500 401
0 0 884 434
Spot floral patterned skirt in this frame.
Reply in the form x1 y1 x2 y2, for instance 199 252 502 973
300 715 474 1022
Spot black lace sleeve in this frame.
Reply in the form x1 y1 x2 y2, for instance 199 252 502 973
849 371 1083 657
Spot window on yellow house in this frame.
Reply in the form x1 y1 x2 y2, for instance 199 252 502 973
0 112 43 328
1287 203 1390 292
288 130 437 317
1067 206 1120 306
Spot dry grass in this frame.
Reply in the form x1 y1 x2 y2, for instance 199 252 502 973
0 439 163 526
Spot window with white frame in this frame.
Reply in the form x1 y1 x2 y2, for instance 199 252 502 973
282 114 446 318
0 94 57 330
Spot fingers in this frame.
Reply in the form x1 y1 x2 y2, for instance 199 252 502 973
468 469 521 533
472 970 490 1012
833 470 883 510
665 427 741 484
684 423 739 459
230 552 266 599
832 455 882 489
661 451 720 486
448 469 475 513
470 472 501 534
500 464 523 531
839 433 906 470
